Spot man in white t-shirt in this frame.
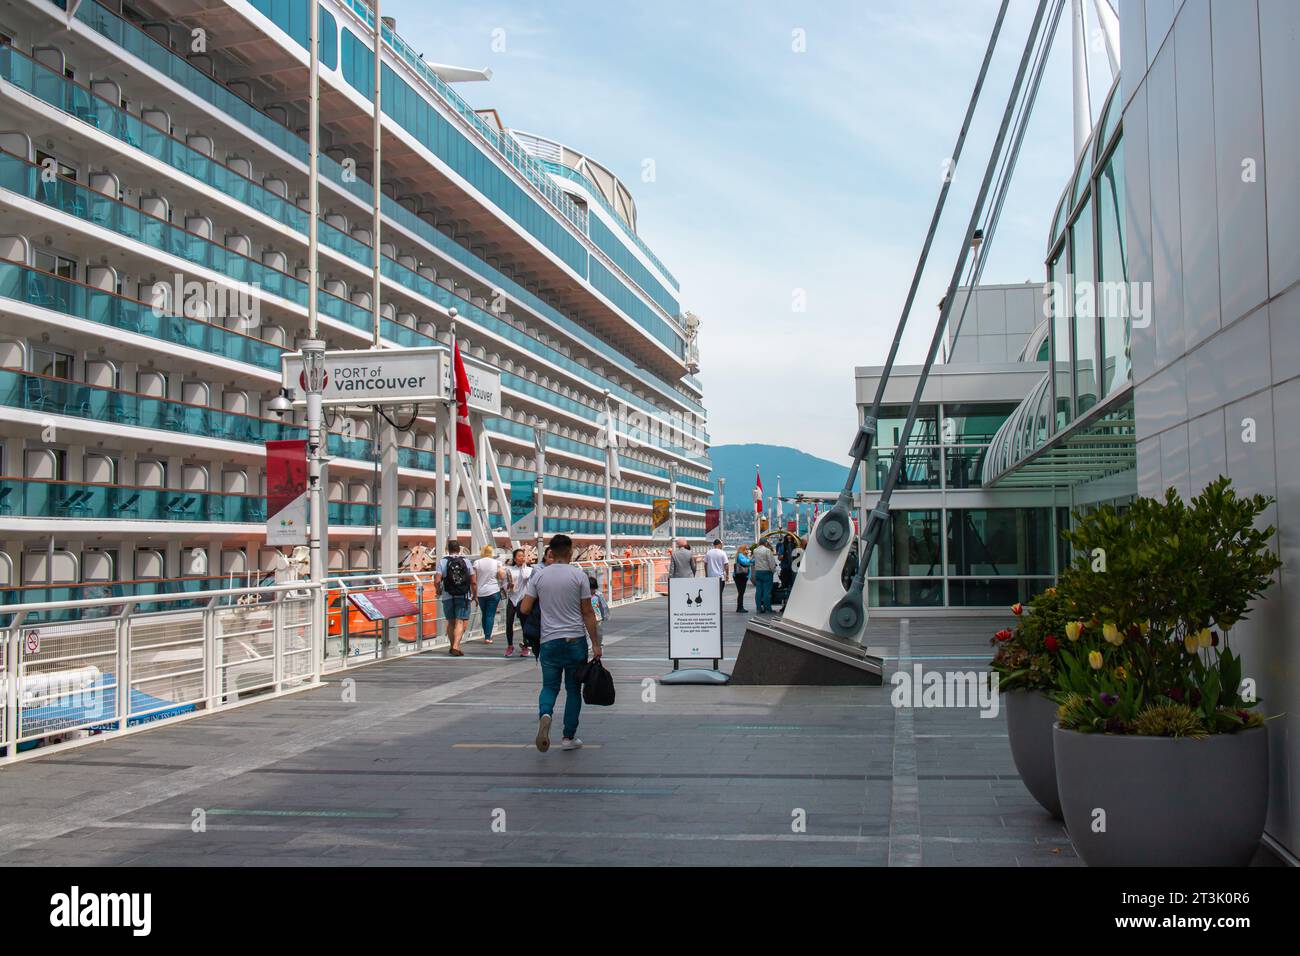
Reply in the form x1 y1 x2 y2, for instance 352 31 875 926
704 539 729 581
521 534 600 752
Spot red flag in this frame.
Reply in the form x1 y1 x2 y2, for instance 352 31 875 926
754 468 763 514
453 339 475 457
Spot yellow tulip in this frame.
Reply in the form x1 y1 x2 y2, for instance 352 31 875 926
1103 623 1123 646
1197 627 1213 649
1066 621 1084 642
1113 665 1127 681
1184 632 1200 654
1088 650 1103 670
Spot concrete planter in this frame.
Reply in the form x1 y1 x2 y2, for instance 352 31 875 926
1005 689 1062 819
1054 725 1268 866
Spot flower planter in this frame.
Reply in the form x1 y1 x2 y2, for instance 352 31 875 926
1005 689 1062 819
1054 725 1268 866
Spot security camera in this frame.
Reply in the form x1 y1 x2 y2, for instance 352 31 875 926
267 389 292 418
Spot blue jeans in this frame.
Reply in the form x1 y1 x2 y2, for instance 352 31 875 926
753 570 775 613
538 637 589 739
478 592 501 639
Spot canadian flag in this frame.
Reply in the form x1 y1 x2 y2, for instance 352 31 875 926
754 468 763 514
453 338 475 457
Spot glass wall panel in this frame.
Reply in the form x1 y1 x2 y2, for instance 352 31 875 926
1049 251 1071 430
941 402 1018 444
874 405 938 446
1097 138 1131 395
866 447 940 491
869 510 943 577
870 578 943 607
949 577 1055 606
946 508 1054 576
1071 197 1099 414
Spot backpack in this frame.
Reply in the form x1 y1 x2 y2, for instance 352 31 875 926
577 657 615 706
443 556 471 596
521 599 542 656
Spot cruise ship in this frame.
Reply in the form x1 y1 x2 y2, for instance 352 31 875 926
0 0 712 605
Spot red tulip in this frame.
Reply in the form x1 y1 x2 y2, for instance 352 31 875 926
995 629 1013 642
1011 603 1023 616
1044 635 1059 653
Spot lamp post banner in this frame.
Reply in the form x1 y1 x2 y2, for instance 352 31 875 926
510 480 536 541
651 498 672 539
266 439 308 545
705 508 721 541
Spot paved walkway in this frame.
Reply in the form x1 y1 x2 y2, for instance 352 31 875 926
0 599 1074 866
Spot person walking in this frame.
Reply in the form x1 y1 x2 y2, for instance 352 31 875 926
521 534 601 752
587 573 610 644
503 547 533 658
670 537 695 578
751 538 777 614
473 545 504 645
435 540 477 656
733 544 752 613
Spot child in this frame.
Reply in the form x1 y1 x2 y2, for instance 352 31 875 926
587 574 610 642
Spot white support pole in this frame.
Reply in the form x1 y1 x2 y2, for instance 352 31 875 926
668 462 678 542
1071 0 1092 160
603 464 613 557
481 430 515 550
1091 0 1121 79
447 401 460 551
434 409 445 552
305 0 324 597
534 425 547 555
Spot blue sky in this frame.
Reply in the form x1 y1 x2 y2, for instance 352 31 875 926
384 0 1116 461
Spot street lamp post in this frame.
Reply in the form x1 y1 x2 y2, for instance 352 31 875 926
668 462 678 542
301 339 327 585
717 477 726 542
534 424 547 558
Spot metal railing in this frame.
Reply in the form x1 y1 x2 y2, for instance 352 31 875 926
1 581 323 764
321 559 660 668
0 560 661 762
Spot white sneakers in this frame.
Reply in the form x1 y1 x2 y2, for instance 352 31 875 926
535 715 582 751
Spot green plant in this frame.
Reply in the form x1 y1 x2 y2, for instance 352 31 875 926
989 584 1074 692
1130 702 1207 738
1053 477 1280 735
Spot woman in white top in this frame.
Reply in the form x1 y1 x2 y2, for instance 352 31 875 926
502 547 533 658
472 545 505 645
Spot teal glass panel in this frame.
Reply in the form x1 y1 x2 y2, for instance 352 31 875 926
1071 197 1098 415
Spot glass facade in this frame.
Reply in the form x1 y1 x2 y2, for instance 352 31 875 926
866 402 1012 492
867 505 1059 608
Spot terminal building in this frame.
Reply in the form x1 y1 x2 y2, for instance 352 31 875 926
857 0 1300 863
0 0 712 604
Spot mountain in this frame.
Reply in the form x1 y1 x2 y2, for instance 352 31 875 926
706 443 851 508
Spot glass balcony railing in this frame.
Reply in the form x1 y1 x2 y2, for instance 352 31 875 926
0 368 303 443
0 260 283 371
2 32 705 422
67 0 689 364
